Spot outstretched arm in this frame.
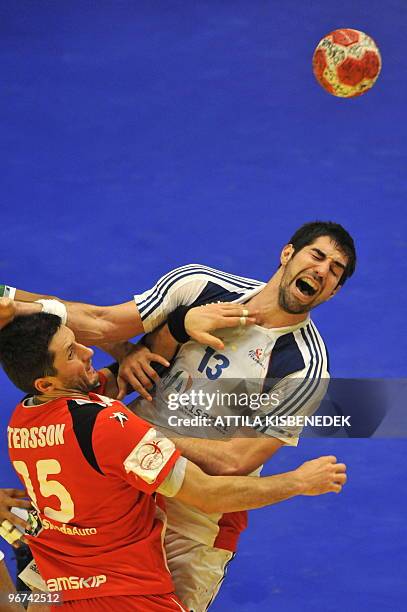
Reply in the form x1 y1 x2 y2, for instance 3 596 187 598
173 456 347 514
0 296 255 349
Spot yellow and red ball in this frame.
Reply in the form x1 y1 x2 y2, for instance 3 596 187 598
312 29 381 98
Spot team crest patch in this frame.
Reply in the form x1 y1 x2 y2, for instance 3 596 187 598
124 428 175 484
249 348 264 366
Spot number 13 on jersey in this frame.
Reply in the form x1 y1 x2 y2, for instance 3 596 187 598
197 347 230 380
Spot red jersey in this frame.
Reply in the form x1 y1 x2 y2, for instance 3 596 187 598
8 385 181 602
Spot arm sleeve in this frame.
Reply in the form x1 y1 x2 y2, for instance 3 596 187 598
134 265 210 333
92 403 181 494
253 369 330 444
133 264 263 332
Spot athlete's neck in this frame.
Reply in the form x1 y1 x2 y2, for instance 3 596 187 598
246 270 308 328
32 388 92 405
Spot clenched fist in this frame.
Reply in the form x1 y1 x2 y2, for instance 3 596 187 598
296 455 347 496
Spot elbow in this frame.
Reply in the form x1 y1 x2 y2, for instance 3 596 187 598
204 456 242 477
214 453 252 477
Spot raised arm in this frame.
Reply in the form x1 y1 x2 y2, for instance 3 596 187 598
1 266 256 348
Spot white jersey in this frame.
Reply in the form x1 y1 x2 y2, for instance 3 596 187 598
134 264 330 444
131 265 330 555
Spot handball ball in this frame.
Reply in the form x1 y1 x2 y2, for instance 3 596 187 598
312 29 381 97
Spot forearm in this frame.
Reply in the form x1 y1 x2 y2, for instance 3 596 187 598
205 472 302 513
10 297 144 345
172 434 283 476
97 341 137 361
173 437 238 476
142 324 179 361
15 289 60 302
177 461 303 514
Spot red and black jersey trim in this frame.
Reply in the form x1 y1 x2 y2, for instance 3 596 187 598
67 400 106 475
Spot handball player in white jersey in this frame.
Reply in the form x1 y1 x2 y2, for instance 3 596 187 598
127 221 356 611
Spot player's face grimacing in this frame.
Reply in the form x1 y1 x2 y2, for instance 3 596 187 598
46 325 99 393
278 236 348 314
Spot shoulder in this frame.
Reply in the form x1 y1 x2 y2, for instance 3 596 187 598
135 264 265 318
267 319 329 380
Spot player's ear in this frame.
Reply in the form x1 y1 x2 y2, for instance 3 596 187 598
280 244 295 266
34 377 56 394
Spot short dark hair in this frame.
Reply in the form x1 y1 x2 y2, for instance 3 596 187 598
0 313 61 394
287 221 356 285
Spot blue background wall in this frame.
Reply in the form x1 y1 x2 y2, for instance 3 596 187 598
1 2 406 610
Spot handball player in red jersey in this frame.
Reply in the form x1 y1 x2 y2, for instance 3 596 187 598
0 313 346 611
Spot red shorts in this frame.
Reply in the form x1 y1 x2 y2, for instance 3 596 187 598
51 593 187 612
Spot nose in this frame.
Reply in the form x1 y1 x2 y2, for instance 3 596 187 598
78 343 94 360
313 259 330 278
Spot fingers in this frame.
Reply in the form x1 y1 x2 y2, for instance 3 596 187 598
333 473 347 485
317 455 337 464
149 353 170 369
119 370 153 402
217 303 258 317
193 332 224 351
220 316 257 328
9 499 32 510
333 462 346 472
116 376 128 401
2 489 28 499
4 512 27 531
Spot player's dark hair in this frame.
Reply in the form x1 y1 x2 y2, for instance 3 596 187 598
288 221 356 285
0 313 61 394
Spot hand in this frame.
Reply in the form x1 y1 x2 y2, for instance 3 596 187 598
296 456 347 496
185 303 257 351
0 488 32 547
0 298 16 330
117 344 170 401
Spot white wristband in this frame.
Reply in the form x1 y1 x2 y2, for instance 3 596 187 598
0 549 4 562
35 299 68 325
0 285 16 299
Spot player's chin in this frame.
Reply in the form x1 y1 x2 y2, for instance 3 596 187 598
280 291 312 315
87 371 100 388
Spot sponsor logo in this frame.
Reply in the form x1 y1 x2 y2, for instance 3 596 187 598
109 411 129 427
47 574 106 592
42 518 97 536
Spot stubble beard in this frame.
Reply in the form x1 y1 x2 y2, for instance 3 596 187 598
278 273 316 315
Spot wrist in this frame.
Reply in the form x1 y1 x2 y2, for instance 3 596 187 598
167 305 193 343
14 301 41 316
287 469 306 496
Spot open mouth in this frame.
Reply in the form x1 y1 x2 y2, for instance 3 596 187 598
295 277 319 297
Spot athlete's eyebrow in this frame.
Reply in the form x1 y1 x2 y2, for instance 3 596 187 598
311 248 346 270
